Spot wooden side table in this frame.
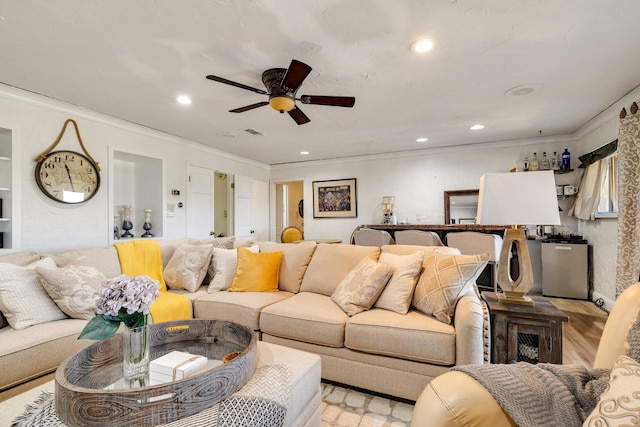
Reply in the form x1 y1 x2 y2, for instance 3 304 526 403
482 292 570 364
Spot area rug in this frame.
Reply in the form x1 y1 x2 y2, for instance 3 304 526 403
5 376 415 427
321 383 414 427
9 365 289 427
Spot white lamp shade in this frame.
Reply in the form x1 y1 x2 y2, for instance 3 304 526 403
476 171 561 226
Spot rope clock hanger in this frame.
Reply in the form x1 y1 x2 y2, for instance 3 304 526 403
34 119 101 204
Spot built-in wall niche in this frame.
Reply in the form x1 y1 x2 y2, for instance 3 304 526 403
0 127 13 250
112 151 164 242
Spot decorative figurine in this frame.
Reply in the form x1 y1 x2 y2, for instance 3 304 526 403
121 205 134 238
114 213 120 240
141 209 153 238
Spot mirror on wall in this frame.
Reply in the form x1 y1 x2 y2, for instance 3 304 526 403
444 189 479 225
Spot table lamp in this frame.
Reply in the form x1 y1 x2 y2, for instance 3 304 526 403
381 196 396 224
476 171 560 305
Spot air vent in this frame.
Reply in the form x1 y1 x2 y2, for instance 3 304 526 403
244 128 264 136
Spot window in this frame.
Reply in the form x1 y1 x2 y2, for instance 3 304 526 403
595 154 618 218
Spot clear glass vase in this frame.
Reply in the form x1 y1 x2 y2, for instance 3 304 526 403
123 320 149 379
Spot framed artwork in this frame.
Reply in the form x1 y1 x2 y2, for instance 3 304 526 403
312 178 357 218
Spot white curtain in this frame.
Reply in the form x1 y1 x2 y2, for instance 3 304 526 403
569 158 609 220
616 102 640 296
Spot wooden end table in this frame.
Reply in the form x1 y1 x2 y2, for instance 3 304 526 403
482 292 569 364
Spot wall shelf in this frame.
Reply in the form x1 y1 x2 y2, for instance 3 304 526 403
111 150 164 243
0 127 13 250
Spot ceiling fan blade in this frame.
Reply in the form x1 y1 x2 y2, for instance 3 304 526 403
280 60 312 92
229 101 269 113
300 95 355 107
288 106 311 125
206 75 268 95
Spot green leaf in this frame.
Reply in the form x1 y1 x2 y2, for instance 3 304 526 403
121 311 147 329
78 315 121 340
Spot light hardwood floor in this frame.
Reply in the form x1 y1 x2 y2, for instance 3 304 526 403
547 297 609 368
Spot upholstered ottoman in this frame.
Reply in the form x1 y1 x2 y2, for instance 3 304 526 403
0 341 322 427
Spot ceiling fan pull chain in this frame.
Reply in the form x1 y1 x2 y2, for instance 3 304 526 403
35 119 101 171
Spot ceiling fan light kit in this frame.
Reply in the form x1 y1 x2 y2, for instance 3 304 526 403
206 59 355 125
270 96 295 113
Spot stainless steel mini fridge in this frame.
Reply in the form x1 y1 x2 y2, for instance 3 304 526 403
541 239 590 300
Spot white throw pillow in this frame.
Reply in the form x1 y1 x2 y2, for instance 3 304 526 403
207 245 259 293
0 258 67 329
583 355 640 426
164 244 213 292
36 264 107 320
374 251 424 314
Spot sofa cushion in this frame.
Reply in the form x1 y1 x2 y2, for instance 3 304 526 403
260 292 349 348
193 290 293 330
0 258 67 330
331 257 392 316
374 250 424 314
229 248 283 292
413 252 489 324
0 318 90 391
258 241 317 293
207 246 259 293
381 244 461 267
44 246 122 279
35 264 106 320
0 251 41 266
300 244 380 296
346 308 457 365
163 243 213 292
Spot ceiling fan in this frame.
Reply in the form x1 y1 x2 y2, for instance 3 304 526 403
206 59 355 125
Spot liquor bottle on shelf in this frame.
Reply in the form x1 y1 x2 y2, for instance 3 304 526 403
523 154 530 171
531 152 539 171
551 151 560 171
562 147 571 170
540 152 551 170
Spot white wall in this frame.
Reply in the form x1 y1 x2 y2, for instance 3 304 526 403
271 86 640 306
0 85 270 253
271 140 581 242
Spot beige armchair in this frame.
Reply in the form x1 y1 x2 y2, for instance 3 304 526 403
410 283 640 426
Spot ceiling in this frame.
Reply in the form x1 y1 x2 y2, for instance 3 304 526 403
2 1 640 166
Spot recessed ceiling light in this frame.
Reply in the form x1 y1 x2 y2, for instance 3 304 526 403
300 151 309 155
177 95 192 105
470 124 485 130
416 137 428 142
410 38 435 54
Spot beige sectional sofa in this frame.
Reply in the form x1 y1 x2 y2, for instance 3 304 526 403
0 238 489 402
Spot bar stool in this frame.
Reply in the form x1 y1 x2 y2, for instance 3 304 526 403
395 230 444 246
352 228 395 246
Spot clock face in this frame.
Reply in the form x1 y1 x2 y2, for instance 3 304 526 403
35 150 100 204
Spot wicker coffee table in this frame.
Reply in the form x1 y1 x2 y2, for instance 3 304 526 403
55 319 257 427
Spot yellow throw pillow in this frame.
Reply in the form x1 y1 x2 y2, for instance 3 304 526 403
228 248 283 292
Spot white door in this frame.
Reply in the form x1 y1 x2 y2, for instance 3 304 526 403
187 165 214 238
234 175 254 239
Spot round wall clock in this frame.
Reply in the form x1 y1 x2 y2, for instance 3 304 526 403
35 150 100 204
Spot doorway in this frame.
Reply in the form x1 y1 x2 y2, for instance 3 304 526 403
275 181 304 242
187 165 234 238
